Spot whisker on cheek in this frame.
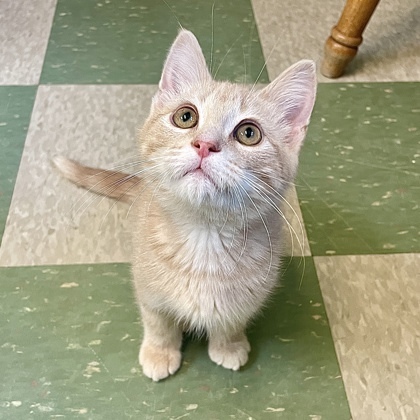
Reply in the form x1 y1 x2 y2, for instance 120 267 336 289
237 183 274 284
222 185 250 276
66 163 167 227
247 171 306 255
243 174 307 285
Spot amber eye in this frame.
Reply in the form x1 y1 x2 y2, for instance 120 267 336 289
234 122 262 146
172 106 198 129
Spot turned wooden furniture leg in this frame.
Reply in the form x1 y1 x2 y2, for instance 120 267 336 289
321 0 381 78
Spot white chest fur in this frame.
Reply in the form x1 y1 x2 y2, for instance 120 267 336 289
132 203 282 333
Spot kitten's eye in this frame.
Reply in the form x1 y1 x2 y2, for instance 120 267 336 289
234 122 262 146
172 106 198 129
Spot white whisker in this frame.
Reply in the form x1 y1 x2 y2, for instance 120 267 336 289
213 34 243 79
244 19 256 84
161 0 183 30
226 184 249 274
248 43 277 98
249 169 299 188
245 173 307 287
69 163 167 225
146 177 165 220
126 173 161 219
245 176 301 256
98 172 161 229
247 172 306 256
237 184 273 284
210 2 215 74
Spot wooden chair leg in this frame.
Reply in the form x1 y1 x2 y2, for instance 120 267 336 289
321 0 381 78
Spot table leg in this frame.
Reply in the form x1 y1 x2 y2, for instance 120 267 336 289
321 0 381 78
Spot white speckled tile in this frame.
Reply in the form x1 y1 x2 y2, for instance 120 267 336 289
0 0 57 85
0 85 156 266
251 0 420 82
314 253 420 419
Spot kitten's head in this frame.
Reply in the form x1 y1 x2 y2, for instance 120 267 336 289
139 30 316 211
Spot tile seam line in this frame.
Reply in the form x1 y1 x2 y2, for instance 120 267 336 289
0 262 130 269
0 255 316 269
36 80 420 86
0 261 131 269
0 84 39 88
305 253 354 418
0 84 40 251
313 252 419 259
315 81 420 85
310 256 355 420
35 81 420 89
2 252 417 269
249 0 272 84
37 84 159 88
37 0 59 86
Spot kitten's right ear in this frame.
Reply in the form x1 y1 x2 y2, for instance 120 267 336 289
158 30 211 95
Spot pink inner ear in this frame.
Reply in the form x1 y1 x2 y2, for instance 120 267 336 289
260 60 317 150
283 87 317 128
159 30 211 94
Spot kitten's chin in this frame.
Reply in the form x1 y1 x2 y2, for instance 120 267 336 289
173 171 221 207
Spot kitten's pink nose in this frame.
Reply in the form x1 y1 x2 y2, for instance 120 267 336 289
192 140 220 158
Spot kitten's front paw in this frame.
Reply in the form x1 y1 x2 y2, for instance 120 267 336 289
208 334 251 371
139 342 182 382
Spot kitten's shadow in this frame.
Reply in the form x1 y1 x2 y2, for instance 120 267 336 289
179 331 207 373
246 259 313 369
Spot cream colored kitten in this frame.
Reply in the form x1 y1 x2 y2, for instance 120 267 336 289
55 30 317 381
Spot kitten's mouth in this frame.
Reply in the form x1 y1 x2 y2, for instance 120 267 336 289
185 167 207 178
189 168 204 175
184 167 217 187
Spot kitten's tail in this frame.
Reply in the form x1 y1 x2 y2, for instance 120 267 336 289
53 156 140 204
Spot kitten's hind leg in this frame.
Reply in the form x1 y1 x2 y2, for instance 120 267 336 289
208 329 251 371
139 305 182 381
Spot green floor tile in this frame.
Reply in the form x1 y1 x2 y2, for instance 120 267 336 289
41 0 268 84
0 260 350 419
0 86 37 244
298 82 420 256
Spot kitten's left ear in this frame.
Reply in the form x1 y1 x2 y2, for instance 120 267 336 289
159 30 211 95
261 60 317 150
